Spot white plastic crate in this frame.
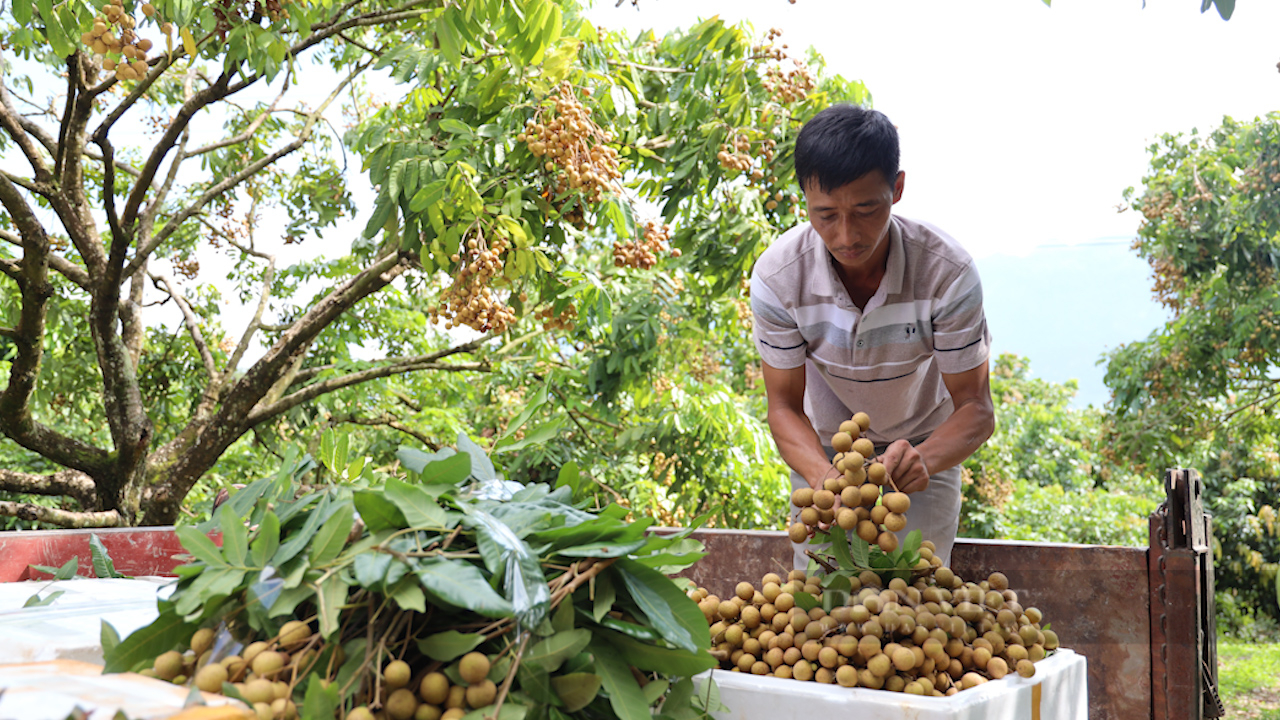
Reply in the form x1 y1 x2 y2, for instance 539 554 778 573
694 648 1087 720
0 577 173 664
0 659 249 719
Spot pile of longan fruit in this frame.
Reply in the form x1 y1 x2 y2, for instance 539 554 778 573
789 411 917 556
141 619 499 720
690 565 1060 695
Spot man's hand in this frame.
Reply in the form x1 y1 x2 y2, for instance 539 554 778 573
878 439 931 494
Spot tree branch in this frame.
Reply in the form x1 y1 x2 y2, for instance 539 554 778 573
0 228 90 289
249 359 490 425
124 61 366 280
0 468 98 510
0 68 54 184
291 335 494 385
151 270 219 381
185 77 290 158
0 501 121 528
327 412 439 449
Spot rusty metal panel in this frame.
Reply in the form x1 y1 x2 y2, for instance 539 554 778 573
672 529 1149 720
0 526 193 581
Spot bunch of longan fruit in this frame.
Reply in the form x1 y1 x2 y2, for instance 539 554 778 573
519 82 621 205
690 565 1060 695
141 619 499 720
80 0 163 81
789 411 919 556
429 233 517 333
613 219 681 270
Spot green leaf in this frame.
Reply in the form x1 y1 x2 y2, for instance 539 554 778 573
23 589 65 608
456 434 498 483
614 559 701 653
176 525 228 568
551 673 601 712
104 606 198 673
440 118 474 136
494 385 549 446
596 615 660 642
589 639 651 720
493 418 564 454
385 477 448 528
302 672 340 719
592 572 616 622
642 678 669 706
13 0 32 26
415 557 514 618
174 567 246 616
460 704 527 720
556 538 648 558
308 502 354 567
398 447 471 486
89 534 124 578
525 629 591 672
596 628 715 676
316 572 349 639
849 534 871 568
556 461 581 495
436 15 462 65
101 620 121 658
217 504 249 569
791 591 819 612
829 527 855 570
250 512 281 568
902 529 922 557
387 575 426 612
418 630 485 662
354 490 408 532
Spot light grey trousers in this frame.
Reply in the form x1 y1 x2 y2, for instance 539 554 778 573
788 457 962 571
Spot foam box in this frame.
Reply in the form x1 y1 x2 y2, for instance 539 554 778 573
694 648 1087 720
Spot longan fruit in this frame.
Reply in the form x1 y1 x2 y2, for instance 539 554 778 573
883 512 907 532
831 432 854 453
386 688 420 720
718 601 740 621
858 483 881 507
791 487 815 507
788 523 810 543
988 572 1009 591
735 582 755 601
836 664 858 687
852 438 875 458
154 650 183 681
852 412 871 431
384 660 412 689
987 657 1009 679
824 476 844 493
1017 659 1036 678
278 620 312 650
836 507 858 530
799 507 820 526
840 486 861 507
465 680 497 709
843 451 865 469
839 419 861 438
882 492 910 514
844 467 866 486
877 531 899 553
870 505 889 525
867 653 891 678
195 663 228 693
190 628 216 657
458 652 490 685
856 520 879 543
867 462 888 485
813 490 836 510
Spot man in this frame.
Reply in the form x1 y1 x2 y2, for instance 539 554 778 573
750 104 995 568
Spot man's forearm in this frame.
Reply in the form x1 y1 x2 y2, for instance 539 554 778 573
767 405 840 490
915 399 995 476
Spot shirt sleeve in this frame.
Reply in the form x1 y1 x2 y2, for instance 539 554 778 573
931 262 991 374
750 268 808 370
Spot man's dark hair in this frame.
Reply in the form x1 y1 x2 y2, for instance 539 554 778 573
794 105 900 193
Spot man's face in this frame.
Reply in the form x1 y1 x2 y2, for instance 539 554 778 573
803 170 905 277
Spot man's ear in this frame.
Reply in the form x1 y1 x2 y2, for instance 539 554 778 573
892 171 906 204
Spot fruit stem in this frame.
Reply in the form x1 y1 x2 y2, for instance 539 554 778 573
487 631 530 720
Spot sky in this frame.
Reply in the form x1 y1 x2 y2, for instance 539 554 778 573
585 0 1280 258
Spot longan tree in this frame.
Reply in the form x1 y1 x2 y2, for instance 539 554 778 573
1105 113 1280 616
0 0 867 527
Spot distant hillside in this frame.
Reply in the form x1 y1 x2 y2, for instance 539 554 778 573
975 241 1170 409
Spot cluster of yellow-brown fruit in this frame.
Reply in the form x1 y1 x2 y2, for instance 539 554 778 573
789 411 918 556
142 620 499 720
535 302 577 333
428 234 517 333
716 131 778 183
613 220 680 269
519 83 622 206
751 28 816 105
691 566 1059 694
141 620 316 719
80 0 164 81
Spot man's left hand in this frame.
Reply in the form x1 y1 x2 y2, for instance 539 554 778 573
879 439 930 494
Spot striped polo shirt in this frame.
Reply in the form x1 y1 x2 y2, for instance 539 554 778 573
750 215 991 445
